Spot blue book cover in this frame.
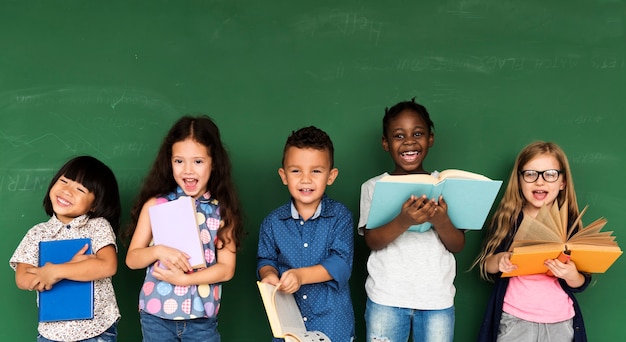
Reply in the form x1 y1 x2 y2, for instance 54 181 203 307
38 238 94 322
367 170 503 232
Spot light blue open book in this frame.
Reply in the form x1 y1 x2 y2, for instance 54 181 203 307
366 169 503 232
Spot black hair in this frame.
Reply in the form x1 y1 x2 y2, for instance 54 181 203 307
282 126 335 168
383 98 435 137
44 156 121 234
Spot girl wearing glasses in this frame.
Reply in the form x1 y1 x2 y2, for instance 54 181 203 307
473 141 591 342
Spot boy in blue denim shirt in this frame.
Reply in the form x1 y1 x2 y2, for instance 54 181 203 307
257 126 355 341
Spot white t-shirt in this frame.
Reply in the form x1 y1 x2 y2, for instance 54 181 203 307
358 173 456 309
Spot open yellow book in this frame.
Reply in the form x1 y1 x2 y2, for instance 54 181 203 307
256 281 331 342
503 201 622 277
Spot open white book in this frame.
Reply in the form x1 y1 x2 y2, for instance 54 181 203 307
256 281 331 342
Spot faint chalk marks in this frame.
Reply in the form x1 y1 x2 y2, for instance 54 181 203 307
0 85 176 159
293 9 383 45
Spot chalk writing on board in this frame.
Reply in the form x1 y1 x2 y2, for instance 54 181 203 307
296 11 382 44
392 55 626 73
0 174 52 192
591 58 625 70
571 153 616 164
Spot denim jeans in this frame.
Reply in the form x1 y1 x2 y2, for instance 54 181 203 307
365 298 454 342
139 311 220 342
37 321 117 342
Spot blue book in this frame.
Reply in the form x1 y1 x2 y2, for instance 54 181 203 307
366 169 503 232
38 238 94 322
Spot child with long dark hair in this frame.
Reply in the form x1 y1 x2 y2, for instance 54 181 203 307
125 115 243 341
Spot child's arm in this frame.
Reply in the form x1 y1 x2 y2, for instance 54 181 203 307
430 196 465 253
485 251 517 274
276 266 332 294
364 195 435 250
258 265 281 285
125 197 193 272
151 228 237 286
24 244 117 291
15 262 38 291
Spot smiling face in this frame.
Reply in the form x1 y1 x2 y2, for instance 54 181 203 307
49 176 96 224
382 109 434 174
519 154 565 218
278 147 338 217
171 138 213 199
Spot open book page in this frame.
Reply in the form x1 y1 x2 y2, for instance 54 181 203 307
257 281 306 337
505 201 622 276
378 173 438 184
437 169 491 181
377 169 491 185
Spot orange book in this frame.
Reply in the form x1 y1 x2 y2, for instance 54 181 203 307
502 201 622 277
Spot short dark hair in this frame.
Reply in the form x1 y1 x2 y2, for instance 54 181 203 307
282 126 335 168
383 98 435 137
44 156 121 234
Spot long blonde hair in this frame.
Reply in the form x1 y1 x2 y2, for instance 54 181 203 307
472 141 579 281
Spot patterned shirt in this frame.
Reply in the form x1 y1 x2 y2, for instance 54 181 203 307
139 187 223 320
9 215 120 341
257 195 355 342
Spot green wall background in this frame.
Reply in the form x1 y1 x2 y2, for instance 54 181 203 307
1 1 624 340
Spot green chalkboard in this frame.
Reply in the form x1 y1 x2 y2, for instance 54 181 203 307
1 1 625 341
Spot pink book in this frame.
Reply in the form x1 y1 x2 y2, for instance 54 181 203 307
148 196 207 269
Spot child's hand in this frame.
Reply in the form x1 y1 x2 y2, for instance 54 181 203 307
430 196 450 228
497 252 518 274
26 263 61 291
277 269 302 294
68 244 95 263
155 245 193 273
260 273 280 286
152 260 189 286
545 257 580 282
399 195 436 227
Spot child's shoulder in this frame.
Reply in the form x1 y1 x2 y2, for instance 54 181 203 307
320 195 352 217
360 172 389 189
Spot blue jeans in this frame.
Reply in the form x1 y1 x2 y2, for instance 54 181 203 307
37 321 117 342
365 298 454 342
139 311 220 342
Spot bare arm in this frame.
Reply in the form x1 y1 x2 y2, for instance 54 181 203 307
125 197 193 272
276 265 332 294
151 229 237 286
24 244 117 291
485 251 517 274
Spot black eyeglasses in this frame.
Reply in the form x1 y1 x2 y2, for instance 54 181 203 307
519 169 563 183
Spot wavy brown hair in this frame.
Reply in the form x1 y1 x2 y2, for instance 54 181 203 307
472 141 579 281
124 115 243 251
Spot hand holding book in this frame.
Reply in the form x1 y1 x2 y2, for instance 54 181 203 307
503 201 622 277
